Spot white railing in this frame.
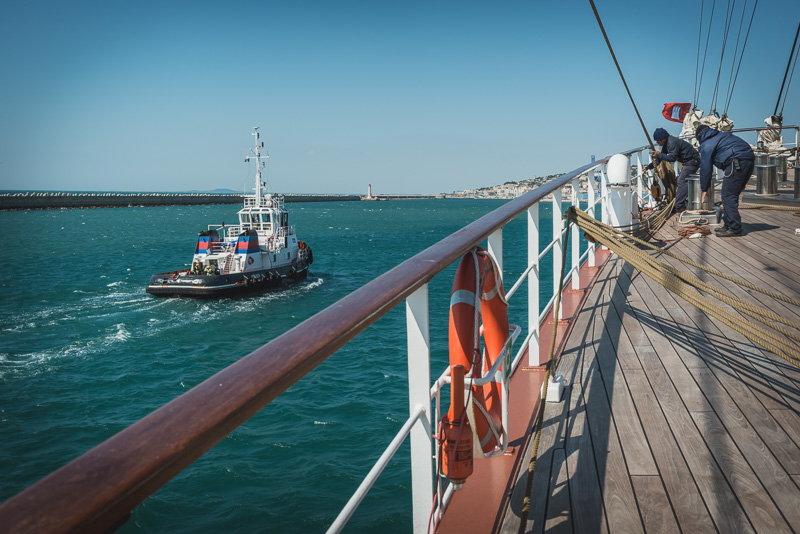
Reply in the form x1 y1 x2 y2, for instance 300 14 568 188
326 159 622 534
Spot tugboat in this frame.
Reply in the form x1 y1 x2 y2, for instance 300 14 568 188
146 127 313 298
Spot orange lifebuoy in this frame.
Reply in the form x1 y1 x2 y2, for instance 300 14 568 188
449 247 508 456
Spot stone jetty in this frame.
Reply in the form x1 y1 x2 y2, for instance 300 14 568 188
0 192 361 210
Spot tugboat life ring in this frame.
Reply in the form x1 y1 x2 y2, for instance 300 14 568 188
247 257 254 265
449 247 508 456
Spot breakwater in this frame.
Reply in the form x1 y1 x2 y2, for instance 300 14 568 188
0 192 361 210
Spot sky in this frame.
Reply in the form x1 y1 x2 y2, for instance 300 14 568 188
1 1 798 195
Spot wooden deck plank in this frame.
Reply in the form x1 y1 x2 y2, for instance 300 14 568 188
544 448 572 534
509 394 570 534
654 250 800 413
769 409 800 469
582 360 643 532
624 369 717 533
618 270 713 413
630 476 679 534
586 278 657 477
686 233 800 322
690 411 792 532
617 262 708 370
738 209 800 264
691 362 800 476
649 244 800 473
502 209 800 534
689 367 800 526
565 382 609 534
656 235 800 412
634 346 753 533
506 261 620 534
597 263 644 371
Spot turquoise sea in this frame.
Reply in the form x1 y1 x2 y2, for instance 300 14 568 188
0 199 577 532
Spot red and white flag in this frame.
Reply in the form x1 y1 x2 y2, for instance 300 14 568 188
662 102 692 123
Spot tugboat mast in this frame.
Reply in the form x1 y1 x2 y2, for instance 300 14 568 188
250 126 269 206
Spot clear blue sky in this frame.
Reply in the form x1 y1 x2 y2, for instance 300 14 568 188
1 1 798 195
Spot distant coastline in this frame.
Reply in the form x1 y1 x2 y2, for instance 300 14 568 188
0 171 571 210
0 192 361 211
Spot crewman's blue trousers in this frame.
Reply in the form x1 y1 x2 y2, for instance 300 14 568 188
720 159 754 234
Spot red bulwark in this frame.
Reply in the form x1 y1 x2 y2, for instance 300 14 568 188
436 248 611 533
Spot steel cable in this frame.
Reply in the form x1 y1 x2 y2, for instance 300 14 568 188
775 21 800 117
711 0 736 113
723 0 758 115
694 0 706 108
779 28 800 117
698 0 718 108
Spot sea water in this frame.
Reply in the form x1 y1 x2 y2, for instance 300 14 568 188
0 199 577 532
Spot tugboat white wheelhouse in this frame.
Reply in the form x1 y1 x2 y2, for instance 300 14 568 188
146 127 313 298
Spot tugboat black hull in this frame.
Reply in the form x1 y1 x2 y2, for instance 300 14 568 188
146 262 310 298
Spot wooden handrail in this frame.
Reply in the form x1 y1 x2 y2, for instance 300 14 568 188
0 159 603 533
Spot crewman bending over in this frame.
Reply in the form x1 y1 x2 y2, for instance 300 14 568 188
643 127 700 214
696 124 754 237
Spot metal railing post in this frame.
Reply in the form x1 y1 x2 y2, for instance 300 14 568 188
635 151 644 203
587 171 597 268
570 178 581 290
488 229 503 280
599 165 610 250
646 153 655 207
405 285 433 534
552 190 563 320
528 204 541 366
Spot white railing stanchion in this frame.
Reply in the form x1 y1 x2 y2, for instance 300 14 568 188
635 152 644 203
528 204 540 366
645 152 655 208
587 171 597 267
488 229 503 280
570 178 581 290
405 285 433 534
552 190 563 320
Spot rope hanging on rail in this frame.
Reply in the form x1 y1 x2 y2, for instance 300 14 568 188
516 218 571 534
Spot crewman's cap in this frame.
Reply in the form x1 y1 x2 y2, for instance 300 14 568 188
653 128 669 142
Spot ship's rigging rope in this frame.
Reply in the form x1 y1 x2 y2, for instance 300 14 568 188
588 0 655 151
696 0 717 110
588 0 680 207
709 0 735 114
722 0 758 115
776 21 800 118
694 0 758 116
693 0 707 109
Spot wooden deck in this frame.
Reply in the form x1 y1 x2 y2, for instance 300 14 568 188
501 203 800 533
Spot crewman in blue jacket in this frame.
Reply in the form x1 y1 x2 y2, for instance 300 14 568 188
643 127 700 213
696 124 754 237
